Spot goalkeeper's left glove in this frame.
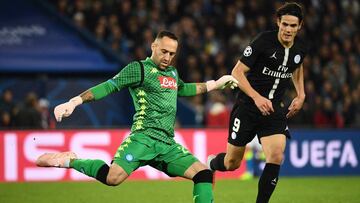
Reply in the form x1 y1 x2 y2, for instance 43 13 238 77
206 75 238 91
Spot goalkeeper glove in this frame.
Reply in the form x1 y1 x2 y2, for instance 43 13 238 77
206 75 238 91
54 96 83 122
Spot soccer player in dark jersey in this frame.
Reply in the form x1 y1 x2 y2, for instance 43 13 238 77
208 2 307 203
36 31 238 203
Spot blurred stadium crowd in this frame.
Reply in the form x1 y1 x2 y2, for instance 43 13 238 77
1 0 359 129
0 89 53 129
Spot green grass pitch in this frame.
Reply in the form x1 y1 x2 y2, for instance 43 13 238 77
1 177 359 203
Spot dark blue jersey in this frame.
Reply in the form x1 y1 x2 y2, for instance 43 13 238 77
239 30 308 104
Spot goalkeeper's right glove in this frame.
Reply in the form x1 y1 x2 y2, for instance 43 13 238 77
54 96 83 122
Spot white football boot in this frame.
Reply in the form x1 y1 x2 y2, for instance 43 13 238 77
36 151 77 168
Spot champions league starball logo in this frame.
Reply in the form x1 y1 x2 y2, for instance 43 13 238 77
243 46 252 57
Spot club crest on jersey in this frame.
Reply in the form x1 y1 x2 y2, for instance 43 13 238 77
158 76 177 89
294 54 301 64
243 46 252 57
125 154 134 162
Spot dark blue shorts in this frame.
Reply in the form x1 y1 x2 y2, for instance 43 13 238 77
228 100 290 146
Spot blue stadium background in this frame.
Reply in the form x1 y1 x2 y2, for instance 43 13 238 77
0 0 359 129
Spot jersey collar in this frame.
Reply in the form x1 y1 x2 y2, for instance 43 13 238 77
146 57 173 71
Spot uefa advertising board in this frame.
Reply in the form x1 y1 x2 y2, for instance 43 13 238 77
282 130 359 176
0 129 359 182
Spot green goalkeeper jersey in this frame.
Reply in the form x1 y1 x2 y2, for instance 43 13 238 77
91 57 197 144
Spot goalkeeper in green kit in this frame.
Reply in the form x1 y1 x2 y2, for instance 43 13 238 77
36 31 238 203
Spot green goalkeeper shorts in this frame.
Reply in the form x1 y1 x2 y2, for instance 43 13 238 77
113 133 198 177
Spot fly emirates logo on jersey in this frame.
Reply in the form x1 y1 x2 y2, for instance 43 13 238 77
262 65 293 79
158 76 177 90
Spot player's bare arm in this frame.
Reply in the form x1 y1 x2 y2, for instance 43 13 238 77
80 90 95 103
232 60 274 115
287 64 306 118
195 83 207 94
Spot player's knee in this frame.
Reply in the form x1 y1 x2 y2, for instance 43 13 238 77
104 163 129 186
225 157 241 171
267 150 284 164
192 169 213 184
106 173 126 186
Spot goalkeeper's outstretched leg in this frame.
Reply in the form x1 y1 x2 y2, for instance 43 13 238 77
36 152 128 186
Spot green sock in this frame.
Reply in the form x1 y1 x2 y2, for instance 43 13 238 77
193 183 214 203
70 159 106 178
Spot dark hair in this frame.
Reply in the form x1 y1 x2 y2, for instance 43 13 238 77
156 30 178 41
276 2 303 23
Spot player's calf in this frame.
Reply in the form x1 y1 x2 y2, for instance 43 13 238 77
209 153 243 171
224 155 242 171
209 153 241 171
